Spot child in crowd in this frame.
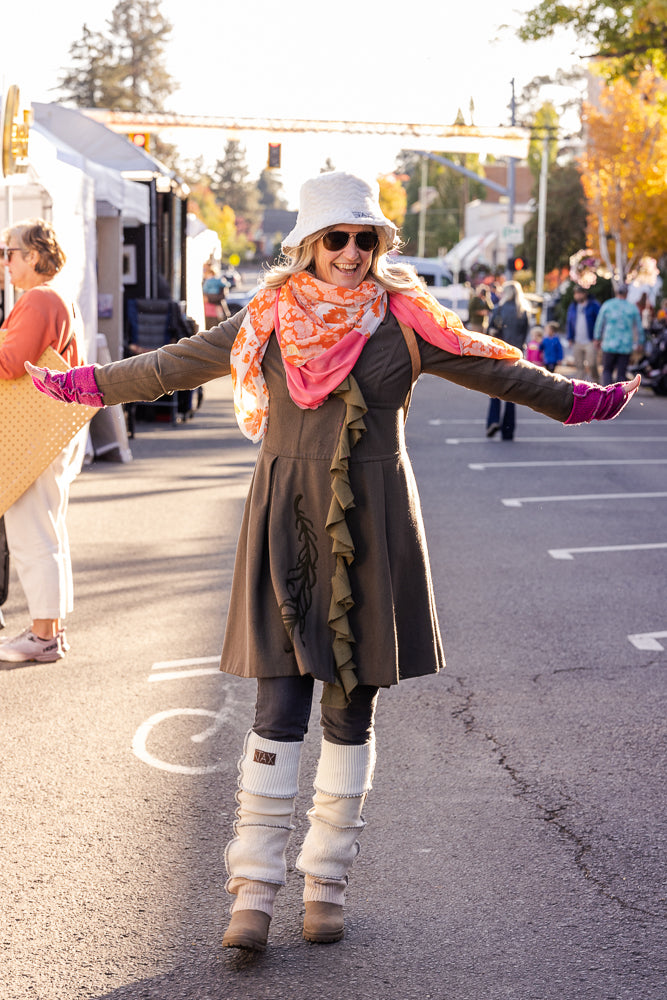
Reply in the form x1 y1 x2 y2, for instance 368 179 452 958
525 326 543 364
540 321 564 372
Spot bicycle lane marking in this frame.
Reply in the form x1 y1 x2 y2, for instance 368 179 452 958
132 656 247 775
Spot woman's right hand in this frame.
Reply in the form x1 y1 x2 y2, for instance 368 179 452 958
25 361 105 407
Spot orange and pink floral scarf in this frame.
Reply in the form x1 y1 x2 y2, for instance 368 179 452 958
230 271 521 442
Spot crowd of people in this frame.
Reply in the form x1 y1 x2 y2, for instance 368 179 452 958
466 274 650 402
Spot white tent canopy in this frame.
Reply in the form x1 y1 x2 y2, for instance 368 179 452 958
31 122 150 225
4 124 150 364
32 103 170 180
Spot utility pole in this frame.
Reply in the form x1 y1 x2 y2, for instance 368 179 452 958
417 157 428 258
506 79 517 277
535 133 549 296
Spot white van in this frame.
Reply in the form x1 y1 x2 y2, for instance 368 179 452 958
388 254 469 320
388 255 454 287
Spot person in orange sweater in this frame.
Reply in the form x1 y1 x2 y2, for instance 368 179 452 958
0 218 86 663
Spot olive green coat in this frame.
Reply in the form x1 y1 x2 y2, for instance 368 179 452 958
95 306 574 689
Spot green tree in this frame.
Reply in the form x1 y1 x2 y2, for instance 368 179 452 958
257 168 288 210
517 1 667 80
519 161 588 271
527 103 559 185
58 0 177 111
398 151 487 257
210 140 263 235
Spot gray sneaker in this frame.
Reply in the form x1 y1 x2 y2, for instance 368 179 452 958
0 630 64 663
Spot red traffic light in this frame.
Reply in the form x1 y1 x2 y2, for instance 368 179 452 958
128 132 150 152
513 256 525 271
267 143 281 169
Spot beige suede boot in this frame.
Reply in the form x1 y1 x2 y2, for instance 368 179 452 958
222 730 302 951
297 737 375 943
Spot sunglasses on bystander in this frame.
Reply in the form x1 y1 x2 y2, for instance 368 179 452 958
1 248 24 262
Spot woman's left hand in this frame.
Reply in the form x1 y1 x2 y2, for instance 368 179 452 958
622 373 641 396
565 373 641 425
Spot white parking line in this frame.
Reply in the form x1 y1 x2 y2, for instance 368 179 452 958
428 418 667 426
150 655 220 681
502 491 667 508
628 631 667 651
152 656 220 669
470 459 667 470
448 436 664 445
549 542 667 560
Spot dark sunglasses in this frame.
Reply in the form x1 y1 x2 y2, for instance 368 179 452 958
1 247 23 262
321 230 379 253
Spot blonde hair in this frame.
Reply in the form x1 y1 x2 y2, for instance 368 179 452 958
263 227 419 294
2 218 65 278
498 279 530 315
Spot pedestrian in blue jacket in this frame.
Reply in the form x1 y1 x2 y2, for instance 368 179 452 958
540 322 564 373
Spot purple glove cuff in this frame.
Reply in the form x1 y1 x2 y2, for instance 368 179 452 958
30 364 104 407
565 379 631 425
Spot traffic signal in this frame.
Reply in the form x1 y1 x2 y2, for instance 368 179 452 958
512 256 525 271
267 143 281 169
127 132 150 153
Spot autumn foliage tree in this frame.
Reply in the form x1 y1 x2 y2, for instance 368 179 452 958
580 70 667 279
377 174 407 229
188 182 255 262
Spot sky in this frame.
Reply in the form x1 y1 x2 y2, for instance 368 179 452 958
2 0 581 207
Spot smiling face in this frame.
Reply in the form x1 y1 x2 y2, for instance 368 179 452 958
312 225 376 290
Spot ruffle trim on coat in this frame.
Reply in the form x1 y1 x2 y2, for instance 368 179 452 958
321 374 368 709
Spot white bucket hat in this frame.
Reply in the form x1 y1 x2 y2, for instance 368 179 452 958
282 171 397 252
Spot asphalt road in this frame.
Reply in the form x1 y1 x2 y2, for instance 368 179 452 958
1 367 665 1000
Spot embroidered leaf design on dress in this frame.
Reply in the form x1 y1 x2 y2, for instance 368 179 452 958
280 494 318 646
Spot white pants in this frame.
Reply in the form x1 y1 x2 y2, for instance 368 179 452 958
4 429 86 620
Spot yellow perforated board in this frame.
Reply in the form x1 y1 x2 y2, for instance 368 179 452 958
0 331 97 515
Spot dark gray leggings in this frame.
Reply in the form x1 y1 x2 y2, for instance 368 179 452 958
253 674 379 745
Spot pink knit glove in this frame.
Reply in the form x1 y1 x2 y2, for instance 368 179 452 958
565 377 639 425
25 361 104 407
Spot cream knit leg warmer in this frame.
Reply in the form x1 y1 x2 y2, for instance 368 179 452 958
296 736 376 906
225 730 302 917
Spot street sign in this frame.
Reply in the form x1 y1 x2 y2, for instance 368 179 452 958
501 223 524 243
